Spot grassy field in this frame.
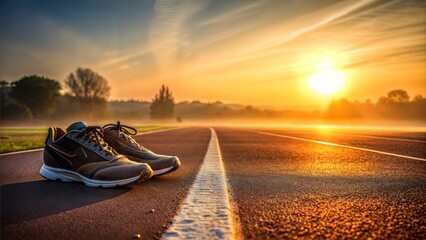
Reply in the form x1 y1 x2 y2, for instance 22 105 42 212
0 125 175 154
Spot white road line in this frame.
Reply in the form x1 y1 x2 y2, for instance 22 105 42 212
332 132 426 144
0 127 186 157
162 128 237 240
0 148 44 157
250 130 426 162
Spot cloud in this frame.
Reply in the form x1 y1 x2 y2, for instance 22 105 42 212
148 0 206 66
0 16 99 80
118 64 130 70
198 1 265 27
98 47 151 67
234 0 377 58
160 0 378 81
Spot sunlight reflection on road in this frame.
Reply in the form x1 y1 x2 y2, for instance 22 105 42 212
293 144 376 177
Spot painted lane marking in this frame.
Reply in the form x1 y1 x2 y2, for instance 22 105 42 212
331 132 426 144
0 127 187 157
0 148 43 157
162 128 237 240
250 130 426 162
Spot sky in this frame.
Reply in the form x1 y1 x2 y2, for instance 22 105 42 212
1 0 425 110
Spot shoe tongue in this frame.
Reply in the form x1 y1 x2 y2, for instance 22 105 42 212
66 121 88 132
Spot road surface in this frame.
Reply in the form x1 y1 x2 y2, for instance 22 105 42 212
1 126 425 239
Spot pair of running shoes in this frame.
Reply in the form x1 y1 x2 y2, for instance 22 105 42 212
40 121 181 187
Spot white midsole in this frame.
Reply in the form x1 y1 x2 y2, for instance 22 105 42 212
39 164 141 187
154 166 175 176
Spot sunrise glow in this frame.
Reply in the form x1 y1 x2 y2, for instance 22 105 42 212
0 0 424 110
308 60 345 96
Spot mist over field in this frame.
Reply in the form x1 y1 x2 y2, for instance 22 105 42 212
1 74 424 130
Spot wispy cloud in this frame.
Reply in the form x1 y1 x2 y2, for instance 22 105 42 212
149 0 206 66
160 0 378 80
118 64 130 70
0 16 99 79
2 0 424 105
198 1 265 27
98 47 151 68
233 0 376 58
152 0 425 95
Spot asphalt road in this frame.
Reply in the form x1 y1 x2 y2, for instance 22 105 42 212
1 127 211 240
259 128 426 159
216 127 426 239
1 126 425 239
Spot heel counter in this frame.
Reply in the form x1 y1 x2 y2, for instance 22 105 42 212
44 127 60 168
43 148 62 168
44 128 57 167
46 127 55 143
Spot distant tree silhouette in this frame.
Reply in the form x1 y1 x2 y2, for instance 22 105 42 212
411 95 426 119
65 68 110 117
326 99 361 119
376 89 411 118
412 95 424 103
150 85 175 119
378 89 410 104
0 80 9 112
53 94 80 119
0 80 9 88
0 81 30 122
10 75 61 118
1 102 32 121
323 90 424 120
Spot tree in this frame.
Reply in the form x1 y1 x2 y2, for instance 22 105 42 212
326 99 361 119
0 80 10 110
150 85 175 119
378 89 410 104
1 102 32 121
0 80 9 88
53 94 80 119
0 81 30 122
10 75 61 118
412 95 424 103
65 68 110 117
410 95 426 119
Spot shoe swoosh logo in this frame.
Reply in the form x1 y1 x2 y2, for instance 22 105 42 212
48 144 77 158
81 148 88 158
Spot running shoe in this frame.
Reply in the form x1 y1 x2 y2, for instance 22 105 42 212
102 121 181 176
40 121 154 187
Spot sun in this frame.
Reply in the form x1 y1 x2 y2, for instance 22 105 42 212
308 60 345 95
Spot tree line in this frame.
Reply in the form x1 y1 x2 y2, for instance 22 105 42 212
1 68 424 123
174 90 424 120
325 90 425 119
0 68 174 123
108 89 425 121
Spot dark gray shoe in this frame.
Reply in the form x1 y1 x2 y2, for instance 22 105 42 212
40 121 154 187
103 121 181 176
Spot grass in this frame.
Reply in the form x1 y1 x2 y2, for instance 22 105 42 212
0 125 176 154
133 125 175 133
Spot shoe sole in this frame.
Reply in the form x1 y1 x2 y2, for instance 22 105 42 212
153 157 181 176
39 164 153 188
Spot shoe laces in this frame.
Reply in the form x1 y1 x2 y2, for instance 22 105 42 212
76 126 118 156
102 121 145 150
